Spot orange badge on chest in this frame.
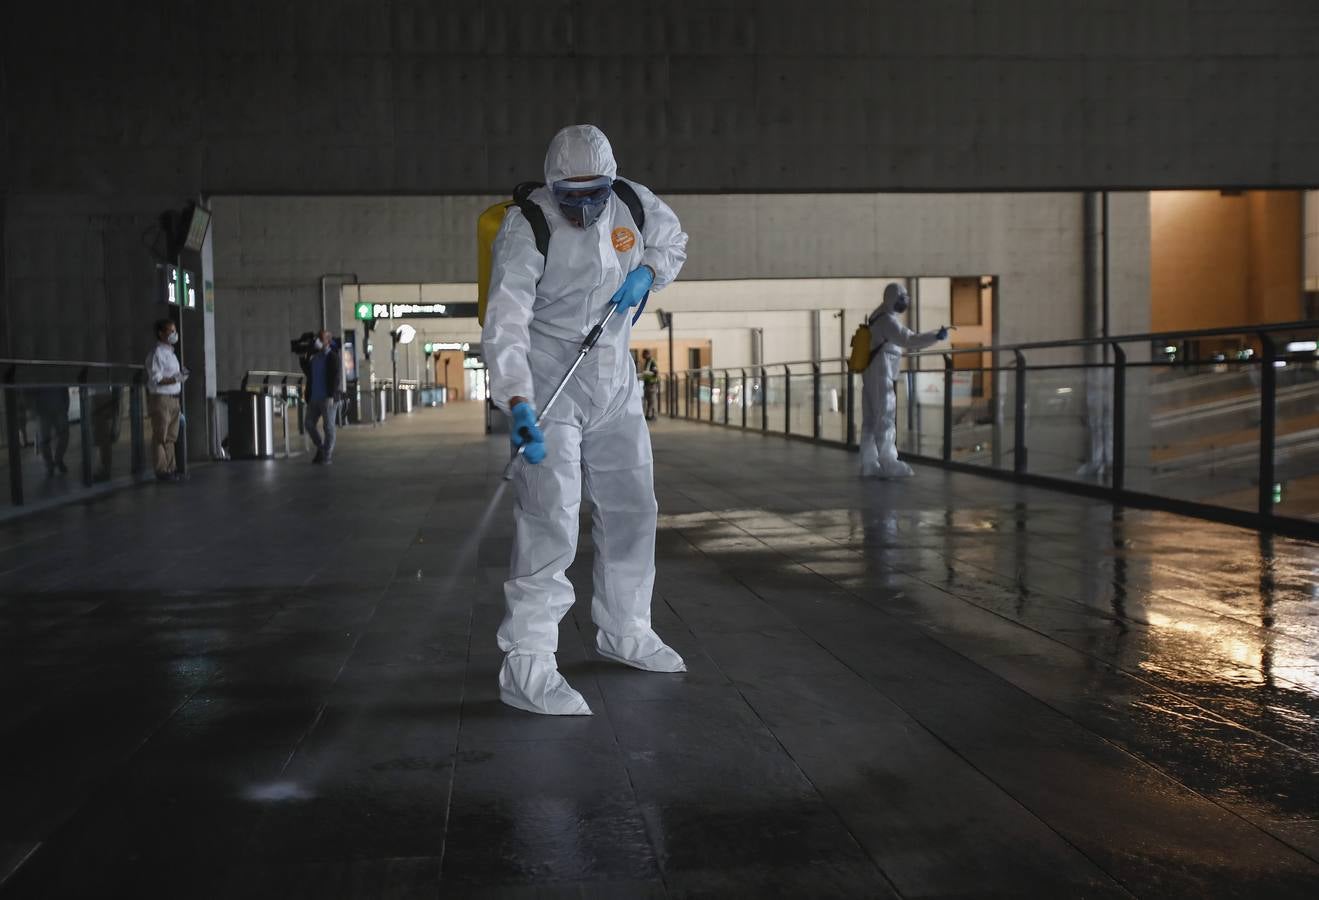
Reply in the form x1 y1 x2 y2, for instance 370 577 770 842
611 227 636 253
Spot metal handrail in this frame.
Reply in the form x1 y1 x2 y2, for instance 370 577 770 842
663 320 1319 539
905 319 1319 358
0 358 145 371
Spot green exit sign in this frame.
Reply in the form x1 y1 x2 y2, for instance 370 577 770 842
354 302 374 321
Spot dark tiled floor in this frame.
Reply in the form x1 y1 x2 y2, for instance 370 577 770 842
2 404 1319 898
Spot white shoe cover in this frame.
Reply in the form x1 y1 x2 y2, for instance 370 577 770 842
879 460 915 478
498 653 592 716
596 629 687 673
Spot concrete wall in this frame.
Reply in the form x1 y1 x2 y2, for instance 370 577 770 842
8 2 1319 197
216 191 1150 387
0 0 1306 367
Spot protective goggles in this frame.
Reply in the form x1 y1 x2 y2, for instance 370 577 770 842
551 176 613 210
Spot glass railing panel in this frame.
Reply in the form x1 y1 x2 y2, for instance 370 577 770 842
949 366 996 466
1271 342 1319 520
1022 365 1112 487
820 371 847 443
1138 360 1260 513
763 372 786 434
19 386 83 504
788 373 814 438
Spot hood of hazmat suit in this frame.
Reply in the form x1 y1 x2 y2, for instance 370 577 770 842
480 125 690 715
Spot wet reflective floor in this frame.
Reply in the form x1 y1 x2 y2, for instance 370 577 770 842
2 404 1318 897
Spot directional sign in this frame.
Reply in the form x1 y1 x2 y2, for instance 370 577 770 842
353 302 480 321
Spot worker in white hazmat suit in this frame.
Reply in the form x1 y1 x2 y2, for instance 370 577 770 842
859 283 948 479
481 125 690 716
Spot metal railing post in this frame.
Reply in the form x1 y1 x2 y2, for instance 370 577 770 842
783 364 791 434
1111 342 1126 492
78 368 93 486
130 373 145 477
760 367 768 431
1014 350 1028 474
708 368 716 423
740 369 748 429
1259 333 1277 517
942 353 954 462
723 370 731 425
812 362 821 440
694 372 700 420
846 370 855 446
4 365 22 505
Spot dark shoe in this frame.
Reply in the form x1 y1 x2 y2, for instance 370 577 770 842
156 472 180 483
312 450 324 464
56 461 68 474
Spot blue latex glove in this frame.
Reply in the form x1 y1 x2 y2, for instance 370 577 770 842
936 326 949 341
610 265 655 311
510 402 545 464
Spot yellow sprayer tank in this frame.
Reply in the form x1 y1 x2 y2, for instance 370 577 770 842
476 200 514 326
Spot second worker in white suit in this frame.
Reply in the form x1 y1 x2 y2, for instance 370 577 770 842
860 283 948 479
482 125 689 716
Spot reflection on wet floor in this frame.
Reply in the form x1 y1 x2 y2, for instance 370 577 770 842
1 405 1317 897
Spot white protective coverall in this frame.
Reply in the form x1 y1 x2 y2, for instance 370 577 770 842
859 283 945 478
481 125 690 716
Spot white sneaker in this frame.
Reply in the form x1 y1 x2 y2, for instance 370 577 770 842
596 629 687 673
498 653 592 716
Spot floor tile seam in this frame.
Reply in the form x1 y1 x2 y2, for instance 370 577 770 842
0 840 42 891
650 544 905 899
731 507 1319 765
705 511 1319 871
436 599 476 889
581 608 674 897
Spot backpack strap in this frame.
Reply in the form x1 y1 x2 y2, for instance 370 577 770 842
610 180 650 323
611 179 646 233
512 181 550 258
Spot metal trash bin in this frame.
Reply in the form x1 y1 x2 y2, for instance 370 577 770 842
226 390 276 459
399 385 416 413
375 387 389 422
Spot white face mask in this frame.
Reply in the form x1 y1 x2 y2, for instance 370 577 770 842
313 339 324 351
167 332 179 345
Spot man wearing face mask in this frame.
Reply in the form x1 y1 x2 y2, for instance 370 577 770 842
482 124 689 716
860 283 948 479
299 329 342 465
146 318 187 482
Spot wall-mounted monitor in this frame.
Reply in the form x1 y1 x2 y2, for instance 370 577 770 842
181 204 211 251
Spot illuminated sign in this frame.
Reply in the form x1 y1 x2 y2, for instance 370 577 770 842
424 342 470 353
181 269 197 309
354 302 479 320
162 264 179 305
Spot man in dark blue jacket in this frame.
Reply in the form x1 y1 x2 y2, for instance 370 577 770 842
299 330 342 465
